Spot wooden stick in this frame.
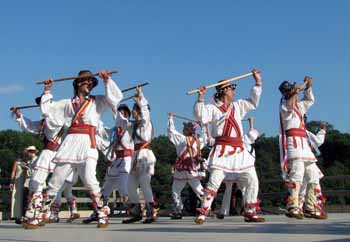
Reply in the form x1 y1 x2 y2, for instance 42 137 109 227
10 105 39 111
169 113 197 123
36 70 119 85
121 82 149 93
120 96 134 103
186 72 254 95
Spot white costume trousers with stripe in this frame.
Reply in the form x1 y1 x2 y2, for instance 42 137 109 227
172 171 204 212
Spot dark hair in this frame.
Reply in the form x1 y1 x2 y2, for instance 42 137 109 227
214 83 237 101
73 70 98 96
35 96 42 105
183 122 196 135
279 80 296 100
118 104 131 117
132 103 151 113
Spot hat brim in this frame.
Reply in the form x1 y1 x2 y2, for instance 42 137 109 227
216 83 237 92
73 76 98 88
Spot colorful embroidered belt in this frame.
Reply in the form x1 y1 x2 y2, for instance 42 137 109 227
68 124 97 148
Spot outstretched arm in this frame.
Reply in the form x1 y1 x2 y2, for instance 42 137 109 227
99 70 123 108
298 76 314 115
193 86 215 124
16 115 42 135
237 69 262 118
167 113 185 146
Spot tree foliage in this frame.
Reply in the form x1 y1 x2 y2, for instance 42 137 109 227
0 120 349 212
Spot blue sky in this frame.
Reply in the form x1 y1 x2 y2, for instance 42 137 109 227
0 0 349 136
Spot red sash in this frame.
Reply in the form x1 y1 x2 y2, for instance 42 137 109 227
113 127 133 158
135 142 151 151
68 124 97 148
279 101 312 179
114 149 133 158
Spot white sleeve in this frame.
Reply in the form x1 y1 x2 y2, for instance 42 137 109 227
136 92 151 125
16 115 41 134
308 129 326 147
105 78 123 108
194 102 215 124
298 88 314 115
236 85 262 119
167 116 185 146
315 129 326 146
96 123 112 155
95 78 123 114
198 124 210 148
40 93 71 126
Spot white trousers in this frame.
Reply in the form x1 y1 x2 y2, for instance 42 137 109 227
102 157 131 198
47 159 100 199
172 177 203 212
220 181 233 216
102 172 129 198
203 168 259 214
287 161 323 209
29 149 57 193
128 173 154 204
220 168 259 215
54 172 79 205
288 161 321 183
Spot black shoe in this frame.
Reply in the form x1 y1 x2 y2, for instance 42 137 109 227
170 213 182 220
216 214 225 220
143 217 156 224
15 218 22 224
122 216 143 224
82 212 98 224
142 202 156 224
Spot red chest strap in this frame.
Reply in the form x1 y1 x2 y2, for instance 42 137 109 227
214 104 242 157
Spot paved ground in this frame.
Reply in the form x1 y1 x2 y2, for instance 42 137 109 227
0 214 349 242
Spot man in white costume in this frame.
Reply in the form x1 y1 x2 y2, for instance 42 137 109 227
103 104 133 203
167 113 207 219
193 69 262 224
298 118 327 219
11 104 80 227
278 76 316 219
83 104 134 224
216 117 264 222
123 86 157 224
37 69 122 229
47 120 110 224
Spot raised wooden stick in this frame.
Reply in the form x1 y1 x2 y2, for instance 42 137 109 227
169 113 197 123
120 96 134 103
186 72 254 95
10 105 39 111
121 82 149 93
36 70 119 85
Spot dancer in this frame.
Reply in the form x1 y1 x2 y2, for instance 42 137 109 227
167 112 207 219
193 69 262 224
279 76 316 219
123 86 157 224
37 69 122 229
